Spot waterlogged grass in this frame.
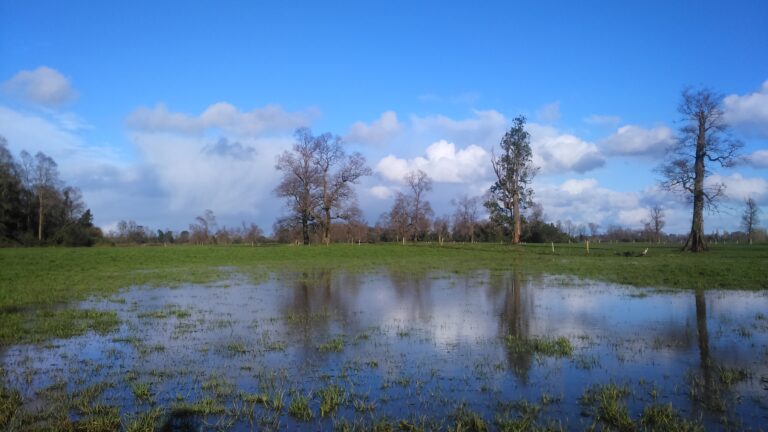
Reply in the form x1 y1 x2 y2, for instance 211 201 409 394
505 335 574 358
318 336 345 353
318 384 346 417
2 243 764 346
0 308 118 345
640 404 704 431
2 243 766 311
288 393 313 421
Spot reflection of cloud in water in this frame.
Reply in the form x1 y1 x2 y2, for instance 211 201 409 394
2 270 768 429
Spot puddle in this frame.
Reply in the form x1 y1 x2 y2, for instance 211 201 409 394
2 269 768 430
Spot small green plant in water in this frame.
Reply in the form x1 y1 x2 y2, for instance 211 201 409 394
131 382 152 403
579 383 632 431
640 403 704 431
452 404 487 431
288 394 313 421
319 384 346 417
505 335 573 357
318 337 345 353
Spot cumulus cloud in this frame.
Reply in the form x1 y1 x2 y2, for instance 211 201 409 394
536 101 561 122
1 66 78 106
411 109 507 147
528 124 605 173
125 102 315 136
723 80 768 137
375 140 488 183
368 185 395 200
584 114 621 126
601 125 675 157
345 111 403 145
533 179 698 231
744 149 768 168
560 178 598 195
536 178 645 227
708 173 768 204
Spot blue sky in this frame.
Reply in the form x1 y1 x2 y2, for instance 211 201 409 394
1 1 767 235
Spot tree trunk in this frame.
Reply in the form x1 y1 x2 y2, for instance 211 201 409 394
38 192 43 241
512 192 521 244
323 207 331 246
301 212 310 245
685 120 708 252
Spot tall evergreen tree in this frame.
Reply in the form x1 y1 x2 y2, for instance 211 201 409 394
486 116 538 244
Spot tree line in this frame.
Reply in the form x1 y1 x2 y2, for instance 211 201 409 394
0 136 101 246
1 87 762 249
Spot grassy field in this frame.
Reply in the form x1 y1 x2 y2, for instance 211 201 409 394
1 241 767 345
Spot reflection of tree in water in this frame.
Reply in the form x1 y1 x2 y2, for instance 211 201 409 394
489 271 534 381
387 269 433 322
693 289 714 411
278 269 362 355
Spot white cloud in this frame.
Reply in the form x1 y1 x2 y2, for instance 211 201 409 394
723 80 768 137
561 178 598 195
0 101 314 231
532 179 699 232
535 178 645 228
125 102 315 136
708 173 768 204
1 66 78 106
375 140 488 183
584 114 621 126
369 185 395 200
528 123 605 173
345 111 403 145
130 132 290 215
0 106 112 173
601 125 675 157
410 109 507 147
745 149 768 168
536 101 561 122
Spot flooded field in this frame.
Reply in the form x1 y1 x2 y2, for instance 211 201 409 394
2 269 768 430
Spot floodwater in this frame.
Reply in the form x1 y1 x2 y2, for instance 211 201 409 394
2 269 768 430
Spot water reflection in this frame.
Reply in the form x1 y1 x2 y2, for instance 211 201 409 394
2 269 767 430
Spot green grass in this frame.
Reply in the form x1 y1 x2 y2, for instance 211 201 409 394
318 384 346 417
640 404 703 431
318 336 345 353
288 393 313 421
1 242 766 345
131 383 152 403
506 335 573 358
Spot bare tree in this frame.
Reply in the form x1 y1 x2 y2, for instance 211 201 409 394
388 192 410 244
433 216 450 246
588 222 600 239
275 128 370 245
642 205 665 243
486 116 538 244
189 209 216 244
659 88 742 252
342 205 367 244
741 197 761 245
275 128 320 245
242 222 263 246
313 133 372 245
404 169 433 241
452 195 480 243
20 151 60 241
